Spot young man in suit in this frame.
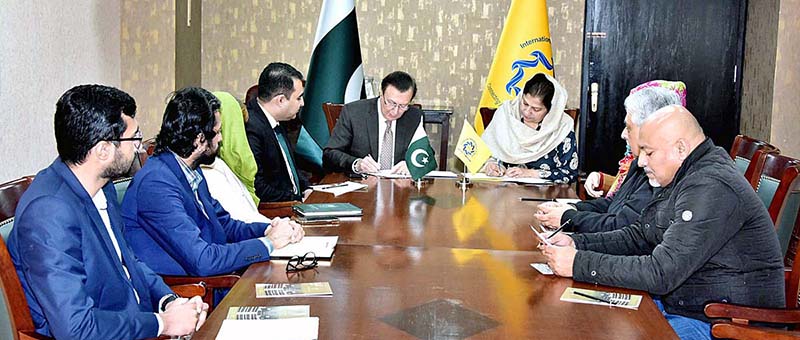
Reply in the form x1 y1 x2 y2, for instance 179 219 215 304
7 84 205 339
246 62 313 202
323 71 423 175
121 87 303 277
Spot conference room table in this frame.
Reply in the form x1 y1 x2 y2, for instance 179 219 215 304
193 174 678 339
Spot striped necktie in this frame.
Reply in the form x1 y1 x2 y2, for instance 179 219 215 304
380 120 393 170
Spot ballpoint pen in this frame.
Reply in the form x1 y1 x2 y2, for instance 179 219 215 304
321 183 348 190
547 219 572 239
574 291 613 304
519 197 556 202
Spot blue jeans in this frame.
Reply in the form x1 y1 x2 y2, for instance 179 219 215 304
654 299 711 340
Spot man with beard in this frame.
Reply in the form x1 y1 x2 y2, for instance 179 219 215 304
246 62 312 202
7 84 206 339
121 87 304 278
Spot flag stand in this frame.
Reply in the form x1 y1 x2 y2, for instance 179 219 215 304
457 164 471 190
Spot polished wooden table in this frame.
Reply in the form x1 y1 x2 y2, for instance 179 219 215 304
193 175 678 339
305 173 576 251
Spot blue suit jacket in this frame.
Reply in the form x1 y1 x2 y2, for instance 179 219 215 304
7 159 172 339
121 152 271 276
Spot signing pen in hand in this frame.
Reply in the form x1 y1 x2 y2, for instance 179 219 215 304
547 219 572 239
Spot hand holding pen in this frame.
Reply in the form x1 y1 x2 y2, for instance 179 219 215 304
357 154 380 173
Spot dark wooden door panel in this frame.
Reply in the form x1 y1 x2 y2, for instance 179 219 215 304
580 0 746 173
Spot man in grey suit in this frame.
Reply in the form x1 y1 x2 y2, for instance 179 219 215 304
323 71 423 175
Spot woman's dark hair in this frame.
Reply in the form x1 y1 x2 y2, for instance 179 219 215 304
523 73 555 112
154 87 219 157
54 84 136 165
381 71 417 99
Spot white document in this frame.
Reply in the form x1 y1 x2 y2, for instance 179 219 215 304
424 170 459 178
269 236 339 259
310 181 368 196
367 170 411 179
530 263 554 275
216 317 319 340
464 173 551 184
556 198 581 204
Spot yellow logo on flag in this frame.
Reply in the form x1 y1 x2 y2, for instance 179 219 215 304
454 120 492 174
475 0 554 134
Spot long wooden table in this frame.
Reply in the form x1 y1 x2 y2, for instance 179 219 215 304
193 174 678 339
305 174 576 251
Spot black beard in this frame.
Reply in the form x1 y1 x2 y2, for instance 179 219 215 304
101 149 135 179
194 151 216 167
193 142 220 168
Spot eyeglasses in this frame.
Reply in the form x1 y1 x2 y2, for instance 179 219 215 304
383 97 410 112
108 129 144 150
286 252 318 272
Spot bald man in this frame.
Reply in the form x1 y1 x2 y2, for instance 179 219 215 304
541 105 784 339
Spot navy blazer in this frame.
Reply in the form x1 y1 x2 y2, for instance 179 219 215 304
121 152 271 276
245 98 310 202
7 159 172 339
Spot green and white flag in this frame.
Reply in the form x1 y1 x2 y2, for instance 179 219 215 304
301 0 365 149
405 117 438 180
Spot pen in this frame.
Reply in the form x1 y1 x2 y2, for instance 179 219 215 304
519 197 556 202
574 291 613 304
547 219 572 239
321 183 348 190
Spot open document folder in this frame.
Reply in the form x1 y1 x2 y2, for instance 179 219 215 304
216 317 319 340
269 236 339 259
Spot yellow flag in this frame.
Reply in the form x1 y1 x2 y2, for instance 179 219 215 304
475 0 554 134
454 119 492 174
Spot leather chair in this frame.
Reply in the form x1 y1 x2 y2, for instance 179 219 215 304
0 177 34 222
0 219 207 340
322 102 344 135
705 303 800 339
749 152 800 222
748 154 800 309
705 167 800 340
730 134 780 177
704 178 800 338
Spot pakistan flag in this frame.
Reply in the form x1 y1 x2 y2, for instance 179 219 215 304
405 117 438 180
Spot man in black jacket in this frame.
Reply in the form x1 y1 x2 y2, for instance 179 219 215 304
542 105 785 340
535 86 681 233
246 63 312 202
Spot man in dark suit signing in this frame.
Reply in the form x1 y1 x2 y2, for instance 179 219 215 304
246 62 313 202
324 71 423 175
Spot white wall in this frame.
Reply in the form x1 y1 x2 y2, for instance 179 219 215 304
0 0 121 182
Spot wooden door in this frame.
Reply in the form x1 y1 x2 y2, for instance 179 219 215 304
579 0 747 173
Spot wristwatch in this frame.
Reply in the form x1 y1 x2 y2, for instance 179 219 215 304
160 293 180 312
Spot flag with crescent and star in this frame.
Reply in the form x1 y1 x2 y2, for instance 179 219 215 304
405 116 437 180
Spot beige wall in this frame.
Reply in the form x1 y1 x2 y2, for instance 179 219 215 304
121 0 176 139
200 0 585 169
770 0 800 158
0 0 122 182
740 0 779 141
